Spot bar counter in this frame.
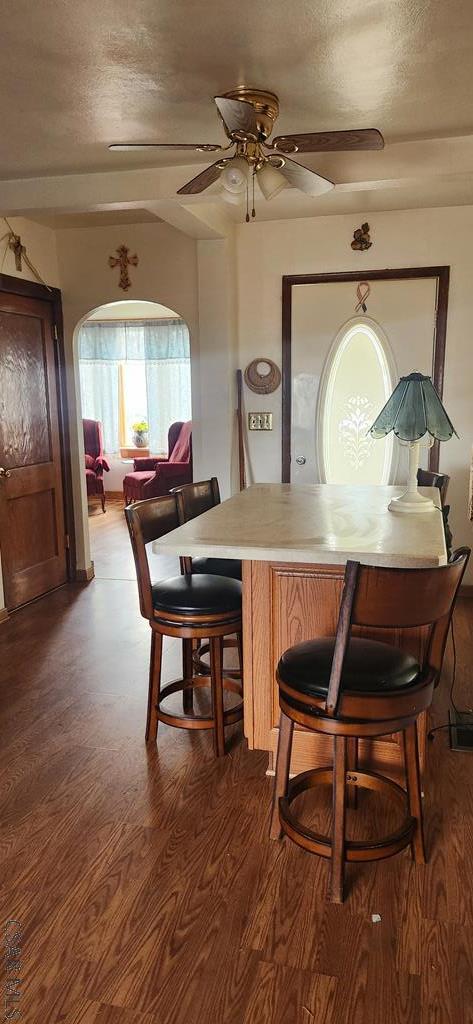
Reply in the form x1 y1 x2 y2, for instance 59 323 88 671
156 484 447 775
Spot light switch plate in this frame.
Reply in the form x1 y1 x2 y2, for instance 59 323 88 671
248 412 273 431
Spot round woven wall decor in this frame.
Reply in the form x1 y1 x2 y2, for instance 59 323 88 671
244 358 281 394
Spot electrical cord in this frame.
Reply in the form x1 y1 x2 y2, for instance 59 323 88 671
428 612 473 741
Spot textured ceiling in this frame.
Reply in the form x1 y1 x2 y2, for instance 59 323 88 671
1 0 473 180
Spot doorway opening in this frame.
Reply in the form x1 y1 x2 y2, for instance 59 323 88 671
77 298 192 579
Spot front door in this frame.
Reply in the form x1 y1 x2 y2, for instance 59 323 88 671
0 291 67 608
285 273 447 485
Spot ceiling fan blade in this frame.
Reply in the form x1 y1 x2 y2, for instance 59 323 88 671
214 96 259 140
109 143 222 152
271 128 384 154
176 160 223 195
276 157 334 196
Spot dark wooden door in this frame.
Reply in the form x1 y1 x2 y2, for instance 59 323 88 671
0 292 67 608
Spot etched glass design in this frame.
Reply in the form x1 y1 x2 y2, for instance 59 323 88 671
319 320 395 485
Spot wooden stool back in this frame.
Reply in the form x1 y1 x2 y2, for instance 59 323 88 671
417 468 450 506
172 477 221 525
125 495 179 620
325 549 469 716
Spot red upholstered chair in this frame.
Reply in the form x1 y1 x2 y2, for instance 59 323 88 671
83 419 110 513
123 420 193 504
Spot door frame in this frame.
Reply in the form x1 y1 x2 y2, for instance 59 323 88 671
281 266 450 482
0 272 76 584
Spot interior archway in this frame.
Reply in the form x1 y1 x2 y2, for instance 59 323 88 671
73 298 192 578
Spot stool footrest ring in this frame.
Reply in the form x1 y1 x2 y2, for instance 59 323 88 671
157 674 243 731
279 766 415 863
193 638 241 679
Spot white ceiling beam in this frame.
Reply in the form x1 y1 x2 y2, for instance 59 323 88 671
143 200 234 239
0 164 205 216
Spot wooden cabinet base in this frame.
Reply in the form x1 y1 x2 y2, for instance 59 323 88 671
242 559 428 780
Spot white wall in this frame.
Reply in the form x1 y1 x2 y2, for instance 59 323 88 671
236 206 473 577
195 235 239 498
55 220 200 573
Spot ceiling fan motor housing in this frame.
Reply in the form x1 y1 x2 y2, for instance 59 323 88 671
223 87 279 141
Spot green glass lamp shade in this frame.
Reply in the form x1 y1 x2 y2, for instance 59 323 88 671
369 372 457 442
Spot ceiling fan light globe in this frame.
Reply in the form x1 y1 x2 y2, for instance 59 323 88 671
221 156 248 194
221 189 244 205
258 162 287 200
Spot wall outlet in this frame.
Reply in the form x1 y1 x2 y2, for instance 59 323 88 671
248 412 273 431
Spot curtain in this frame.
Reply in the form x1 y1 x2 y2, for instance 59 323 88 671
78 319 191 454
146 360 191 452
79 361 120 454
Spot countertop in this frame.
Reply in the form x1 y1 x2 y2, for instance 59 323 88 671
154 483 447 567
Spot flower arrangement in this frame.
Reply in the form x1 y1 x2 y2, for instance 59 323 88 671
132 420 149 448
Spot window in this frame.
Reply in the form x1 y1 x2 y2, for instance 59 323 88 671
79 318 191 454
318 318 395 485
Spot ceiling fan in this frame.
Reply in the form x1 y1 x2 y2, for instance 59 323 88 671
109 87 384 219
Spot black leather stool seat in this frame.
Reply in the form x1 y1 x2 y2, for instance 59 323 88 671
191 556 242 581
152 574 242 617
278 637 420 701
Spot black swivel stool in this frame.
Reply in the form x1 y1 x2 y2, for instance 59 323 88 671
171 478 242 678
270 549 469 902
416 468 450 506
171 477 242 580
126 494 243 757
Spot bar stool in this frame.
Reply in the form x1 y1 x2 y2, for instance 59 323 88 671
171 477 242 580
270 549 469 902
171 478 242 678
417 468 450 506
125 495 243 757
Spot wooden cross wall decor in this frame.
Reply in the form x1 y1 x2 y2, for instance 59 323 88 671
108 244 139 291
8 232 26 271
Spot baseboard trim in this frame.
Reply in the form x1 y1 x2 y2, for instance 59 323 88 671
0 607 10 625
75 562 95 583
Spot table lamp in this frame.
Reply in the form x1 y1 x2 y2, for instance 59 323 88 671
369 372 457 514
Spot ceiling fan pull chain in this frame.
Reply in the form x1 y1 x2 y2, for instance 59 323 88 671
251 170 256 219
246 177 250 223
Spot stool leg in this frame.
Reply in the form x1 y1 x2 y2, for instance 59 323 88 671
182 638 194 714
346 736 359 810
328 735 347 903
403 722 427 865
270 712 294 840
210 635 225 757
145 630 163 743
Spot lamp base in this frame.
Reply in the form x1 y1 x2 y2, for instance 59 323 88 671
388 491 436 515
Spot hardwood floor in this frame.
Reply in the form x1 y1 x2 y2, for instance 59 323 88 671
0 501 472 1023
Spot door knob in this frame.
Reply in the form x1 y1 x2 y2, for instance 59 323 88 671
0 467 11 478
295 456 306 466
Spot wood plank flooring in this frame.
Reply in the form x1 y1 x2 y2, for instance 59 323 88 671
0 501 472 1023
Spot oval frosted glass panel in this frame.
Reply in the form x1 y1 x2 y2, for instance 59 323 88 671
320 321 394 485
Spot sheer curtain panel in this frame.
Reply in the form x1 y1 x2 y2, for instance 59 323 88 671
78 318 191 454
